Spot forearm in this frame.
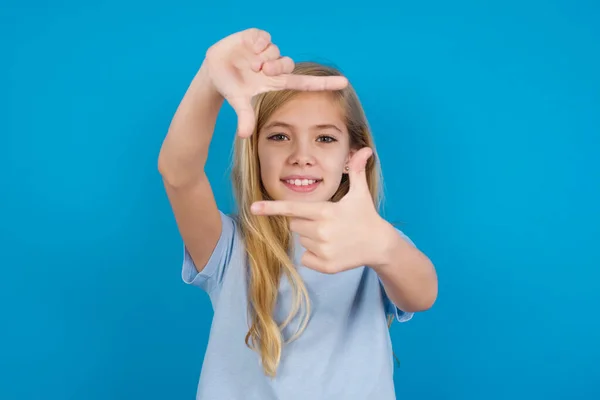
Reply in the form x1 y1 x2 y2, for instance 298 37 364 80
158 63 224 187
370 221 438 313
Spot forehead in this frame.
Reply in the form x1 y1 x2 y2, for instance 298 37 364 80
264 92 345 128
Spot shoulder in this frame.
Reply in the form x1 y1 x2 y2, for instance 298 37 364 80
181 210 244 293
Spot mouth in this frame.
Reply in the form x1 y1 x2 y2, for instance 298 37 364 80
280 177 322 193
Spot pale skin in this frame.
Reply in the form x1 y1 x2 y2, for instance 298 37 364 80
158 27 437 316
251 93 438 313
158 28 348 274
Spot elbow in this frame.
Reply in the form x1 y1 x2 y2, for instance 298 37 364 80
419 267 439 311
403 293 437 313
404 271 439 313
418 284 438 312
418 260 438 311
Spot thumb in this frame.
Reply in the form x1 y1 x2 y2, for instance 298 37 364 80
346 147 373 196
228 96 256 138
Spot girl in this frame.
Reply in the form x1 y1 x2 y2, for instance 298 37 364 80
159 28 438 400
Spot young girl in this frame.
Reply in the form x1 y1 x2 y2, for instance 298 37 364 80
159 28 438 400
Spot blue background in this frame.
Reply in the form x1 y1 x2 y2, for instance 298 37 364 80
2 0 599 399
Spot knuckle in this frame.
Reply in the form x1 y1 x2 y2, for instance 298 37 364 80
258 29 271 41
241 28 259 44
321 246 333 261
265 60 282 75
316 225 328 241
247 27 265 39
244 28 270 50
270 44 280 57
280 56 294 72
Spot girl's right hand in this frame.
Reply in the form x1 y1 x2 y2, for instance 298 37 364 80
201 28 349 138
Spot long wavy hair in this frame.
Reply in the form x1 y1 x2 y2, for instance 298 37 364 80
231 61 388 377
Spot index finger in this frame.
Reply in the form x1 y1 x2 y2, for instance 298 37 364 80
250 200 327 219
276 74 349 91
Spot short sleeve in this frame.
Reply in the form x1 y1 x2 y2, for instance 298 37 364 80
380 228 418 323
181 211 238 296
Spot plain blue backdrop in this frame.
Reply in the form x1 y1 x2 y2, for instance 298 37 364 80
2 0 599 399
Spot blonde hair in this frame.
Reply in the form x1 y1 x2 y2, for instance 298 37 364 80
231 61 387 377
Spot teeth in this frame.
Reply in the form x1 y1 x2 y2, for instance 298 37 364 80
286 179 317 186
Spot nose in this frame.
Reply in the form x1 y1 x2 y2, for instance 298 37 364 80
288 140 315 166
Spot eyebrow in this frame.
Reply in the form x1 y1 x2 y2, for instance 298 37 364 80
262 121 343 133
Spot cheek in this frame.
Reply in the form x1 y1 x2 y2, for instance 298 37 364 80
321 151 347 174
258 147 281 181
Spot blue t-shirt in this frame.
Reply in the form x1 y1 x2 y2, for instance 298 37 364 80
182 211 416 400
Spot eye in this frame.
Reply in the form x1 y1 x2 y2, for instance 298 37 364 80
267 133 289 141
316 135 337 143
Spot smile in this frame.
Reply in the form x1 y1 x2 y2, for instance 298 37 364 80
280 178 322 193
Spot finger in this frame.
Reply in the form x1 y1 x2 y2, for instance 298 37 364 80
298 236 333 263
250 200 327 219
228 95 256 138
231 46 263 72
258 43 280 62
289 218 319 239
300 250 330 273
346 147 373 196
300 249 319 270
272 74 349 91
262 56 295 76
242 28 272 54
299 236 320 256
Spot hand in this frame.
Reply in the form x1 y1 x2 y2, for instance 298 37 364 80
250 147 390 274
201 28 349 138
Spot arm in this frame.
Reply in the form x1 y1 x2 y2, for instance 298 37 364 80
158 64 224 274
159 28 350 276
249 146 438 310
370 221 438 313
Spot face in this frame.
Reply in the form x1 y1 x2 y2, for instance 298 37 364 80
257 92 355 202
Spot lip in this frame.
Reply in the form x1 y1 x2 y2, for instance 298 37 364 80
280 176 322 193
280 175 322 180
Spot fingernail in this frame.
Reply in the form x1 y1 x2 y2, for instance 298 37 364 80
251 203 262 213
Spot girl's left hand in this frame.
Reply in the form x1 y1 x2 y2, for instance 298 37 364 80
250 147 392 274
